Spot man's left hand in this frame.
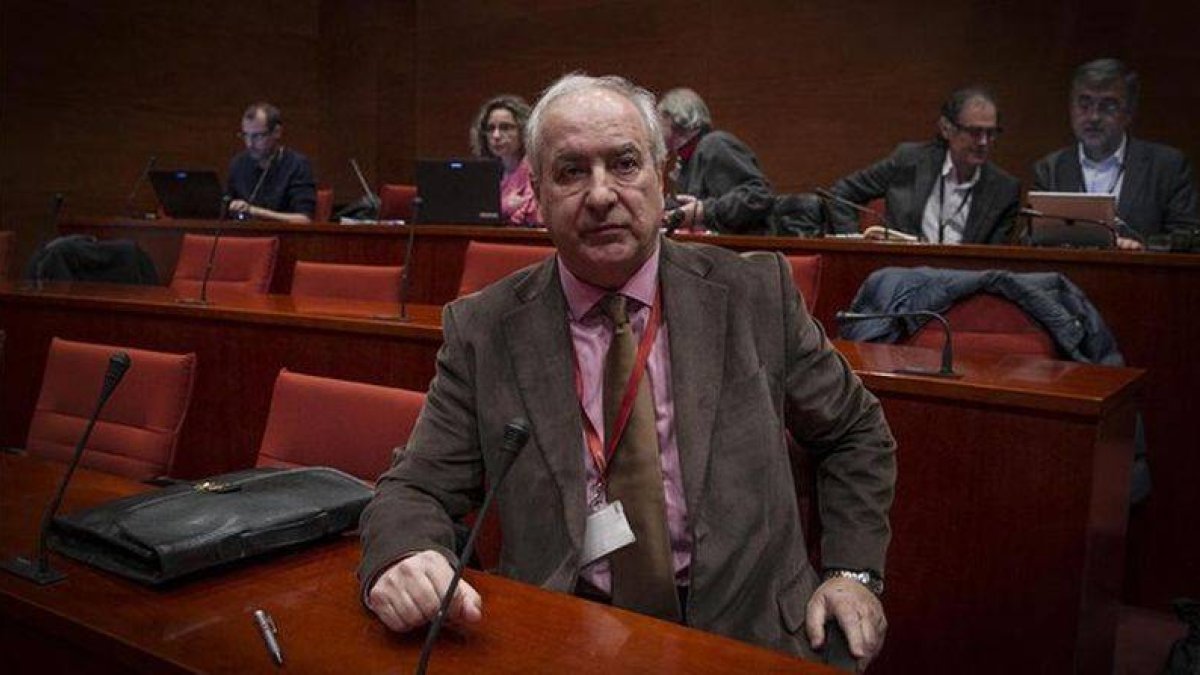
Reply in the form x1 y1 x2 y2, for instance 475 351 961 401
805 577 887 672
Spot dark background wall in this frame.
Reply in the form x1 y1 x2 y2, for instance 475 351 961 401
2 0 1196 269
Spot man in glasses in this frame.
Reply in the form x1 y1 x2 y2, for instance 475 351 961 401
1033 58 1199 249
828 86 1020 244
226 102 317 223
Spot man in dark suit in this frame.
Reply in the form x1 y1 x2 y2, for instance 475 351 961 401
829 86 1020 244
1033 58 1199 249
358 74 896 669
226 102 316 223
657 87 775 235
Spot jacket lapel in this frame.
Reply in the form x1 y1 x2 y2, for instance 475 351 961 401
1058 149 1086 192
502 259 588 551
962 165 995 242
659 240 727 511
1116 138 1149 224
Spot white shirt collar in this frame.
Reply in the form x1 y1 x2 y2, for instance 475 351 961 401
940 151 981 189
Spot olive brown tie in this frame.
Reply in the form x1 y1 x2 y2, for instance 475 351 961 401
599 293 681 622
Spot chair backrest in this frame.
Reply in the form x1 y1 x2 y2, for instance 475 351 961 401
315 186 334 223
858 197 887 231
169 234 279 296
0 230 13 279
906 292 1058 358
291 260 403 303
457 240 555 297
785 254 822 313
26 337 197 479
256 369 425 482
379 184 417 221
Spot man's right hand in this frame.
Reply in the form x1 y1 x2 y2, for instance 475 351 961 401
366 550 483 632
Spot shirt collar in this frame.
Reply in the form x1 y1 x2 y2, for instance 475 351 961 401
1078 134 1128 170
940 151 981 189
558 242 661 321
676 130 704 163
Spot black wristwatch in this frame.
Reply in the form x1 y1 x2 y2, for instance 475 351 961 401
823 568 885 596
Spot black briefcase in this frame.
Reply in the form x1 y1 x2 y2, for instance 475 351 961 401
48 467 372 586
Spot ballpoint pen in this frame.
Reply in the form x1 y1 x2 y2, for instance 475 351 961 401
253 608 285 666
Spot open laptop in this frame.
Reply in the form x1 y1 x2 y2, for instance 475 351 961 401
1026 191 1116 248
149 169 224 219
416 158 502 225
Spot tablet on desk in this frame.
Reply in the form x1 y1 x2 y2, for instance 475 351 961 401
1027 191 1116 248
149 170 224 219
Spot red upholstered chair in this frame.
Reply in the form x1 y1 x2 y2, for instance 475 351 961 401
0 230 13 279
169 234 279 296
379 184 417 221
25 337 196 480
315 186 334 223
255 369 425 483
291 260 403 303
785 254 822 313
858 197 888 231
457 240 555 297
906 292 1057 359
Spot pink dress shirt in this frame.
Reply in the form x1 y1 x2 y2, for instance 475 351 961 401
500 158 540 227
557 245 692 594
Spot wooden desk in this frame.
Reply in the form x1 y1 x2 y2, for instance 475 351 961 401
0 281 1144 673
1 454 826 674
0 281 444 478
59 217 1195 610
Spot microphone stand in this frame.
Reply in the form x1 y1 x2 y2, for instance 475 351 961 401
415 419 531 675
177 196 231 306
350 157 381 220
814 187 899 240
124 155 157 218
373 196 422 321
836 310 961 378
1 352 133 585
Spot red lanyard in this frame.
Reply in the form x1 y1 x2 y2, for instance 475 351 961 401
575 290 662 483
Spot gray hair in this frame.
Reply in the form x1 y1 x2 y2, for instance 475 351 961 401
658 87 712 133
469 94 532 159
1072 58 1140 113
525 73 666 177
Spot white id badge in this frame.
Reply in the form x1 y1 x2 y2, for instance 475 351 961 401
580 500 636 567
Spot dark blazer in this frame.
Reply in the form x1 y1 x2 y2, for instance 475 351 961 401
677 129 775 235
358 238 896 657
830 141 1021 244
1032 137 1200 237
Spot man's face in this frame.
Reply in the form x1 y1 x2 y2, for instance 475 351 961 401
659 113 687 153
533 88 663 290
941 98 999 177
241 111 281 162
1070 82 1132 160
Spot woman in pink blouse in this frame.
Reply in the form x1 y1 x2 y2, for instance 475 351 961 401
469 95 541 227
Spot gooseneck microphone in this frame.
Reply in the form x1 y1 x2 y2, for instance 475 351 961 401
415 418 532 675
836 310 961 378
374 196 422 322
815 187 898 240
177 196 231 306
124 155 157 218
350 158 381 215
1 352 133 585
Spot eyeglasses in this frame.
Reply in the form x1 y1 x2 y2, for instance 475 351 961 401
950 121 1003 140
238 131 272 143
485 122 519 135
1073 95 1125 117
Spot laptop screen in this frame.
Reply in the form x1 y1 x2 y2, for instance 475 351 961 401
149 170 224 219
415 158 502 225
